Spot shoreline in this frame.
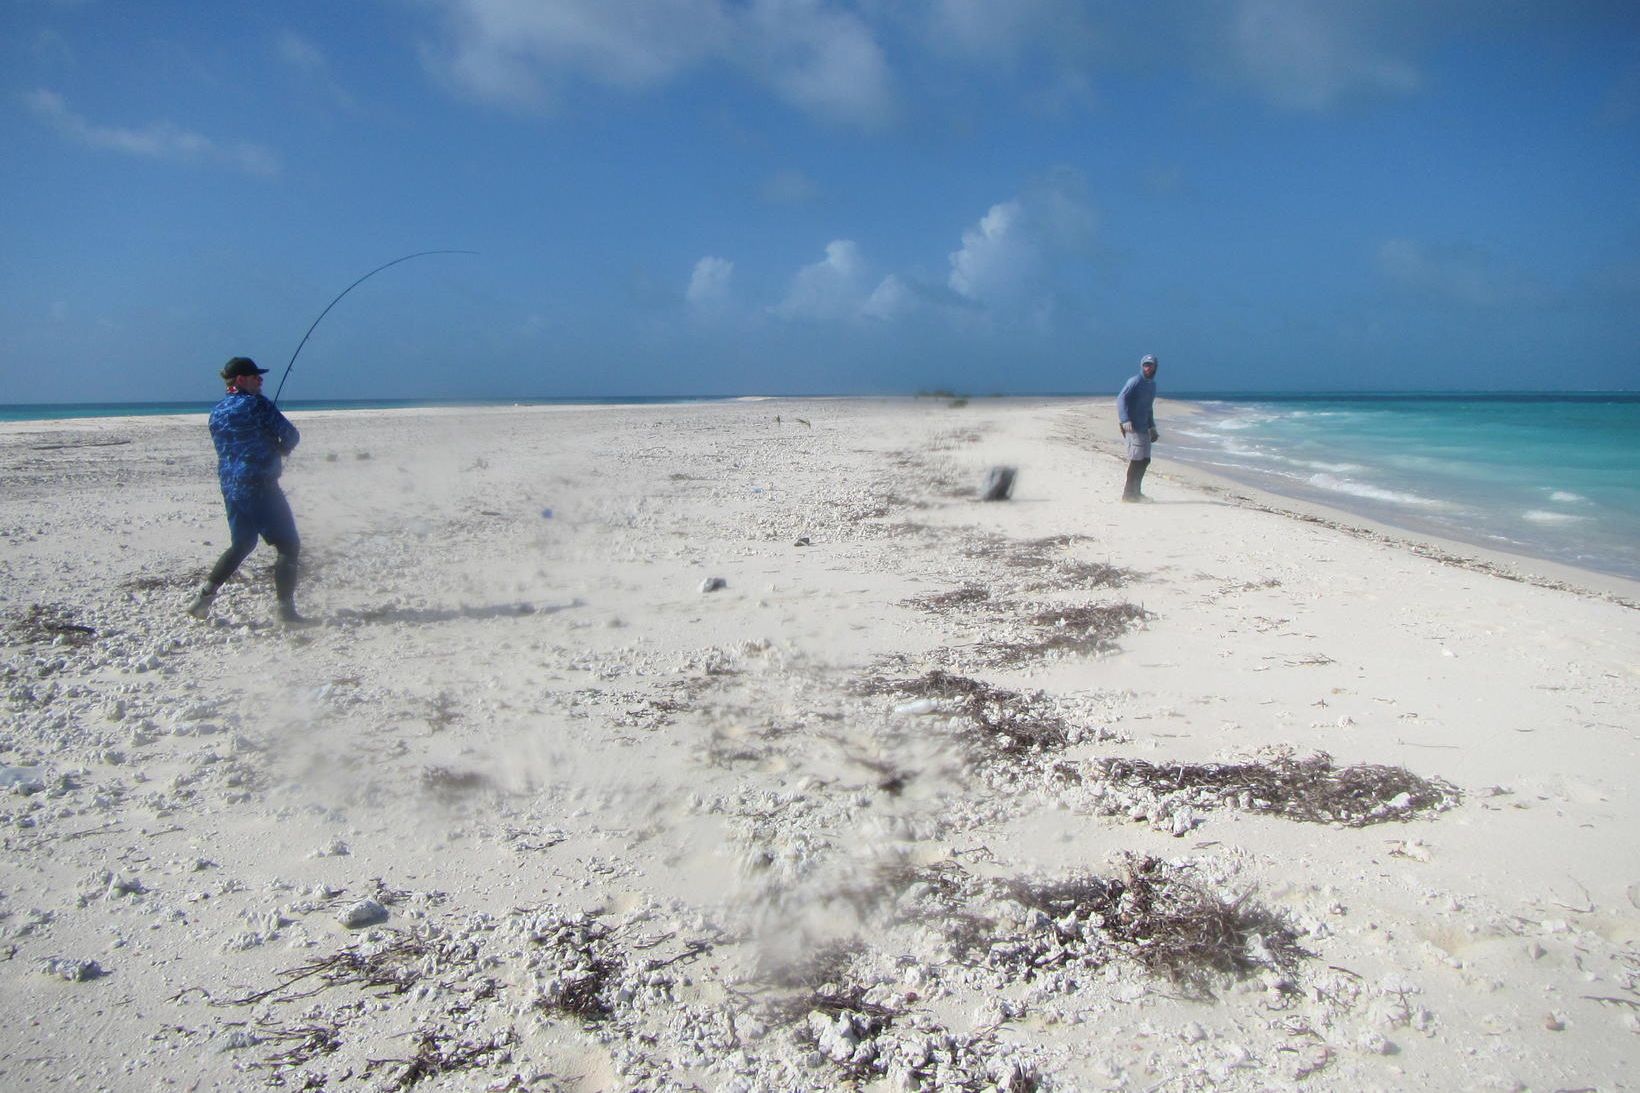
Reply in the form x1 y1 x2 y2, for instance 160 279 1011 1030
3 398 1637 1089
10 396 1636 603
1145 398 1640 603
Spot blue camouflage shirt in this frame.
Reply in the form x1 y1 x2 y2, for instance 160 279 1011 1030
1116 372 1157 432
209 391 299 501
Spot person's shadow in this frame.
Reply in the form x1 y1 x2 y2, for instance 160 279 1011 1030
327 598 583 626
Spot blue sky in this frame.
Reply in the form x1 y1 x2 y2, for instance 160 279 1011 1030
3 1 1638 402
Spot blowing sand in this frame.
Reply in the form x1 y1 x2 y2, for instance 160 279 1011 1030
1 397 1636 1091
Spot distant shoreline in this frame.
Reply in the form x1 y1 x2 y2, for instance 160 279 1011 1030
4 388 1637 423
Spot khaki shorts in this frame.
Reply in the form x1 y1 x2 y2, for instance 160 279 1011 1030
1124 429 1152 461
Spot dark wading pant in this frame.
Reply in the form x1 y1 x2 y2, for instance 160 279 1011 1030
1123 458 1151 500
208 485 300 603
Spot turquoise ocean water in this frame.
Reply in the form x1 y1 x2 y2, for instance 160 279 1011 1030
1164 393 1640 582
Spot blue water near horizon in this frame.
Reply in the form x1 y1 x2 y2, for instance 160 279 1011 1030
1163 392 1640 581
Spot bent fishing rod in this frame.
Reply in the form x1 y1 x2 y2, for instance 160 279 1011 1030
272 249 478 406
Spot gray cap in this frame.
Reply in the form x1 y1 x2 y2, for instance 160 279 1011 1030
1140 354 1158 367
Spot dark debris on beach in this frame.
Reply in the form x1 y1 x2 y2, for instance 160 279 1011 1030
1095 752 1461 827
9 603 98 647
868 669 1072 755
922 854 1307 1000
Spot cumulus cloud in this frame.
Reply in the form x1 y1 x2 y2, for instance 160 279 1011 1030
25 89 280 176
421 0 893 125
686 256 734 306
949 200 1030 302
773 240 870 320
947 169 1095 310
1377 239 1542 308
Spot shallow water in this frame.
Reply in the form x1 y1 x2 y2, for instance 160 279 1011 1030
1165 393 1640 580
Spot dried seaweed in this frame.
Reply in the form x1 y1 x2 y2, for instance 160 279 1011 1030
771 943 901 1084
970 602 1151 667
903 670 1071 755
370 1028 515 1091
251 1021 344 1069
958 534 1128 589
526 913 624 1024
906 585 992 613
1052 560 1130 589
533 956 620 1023
1007 856 1306 993
9 604 97 647
1097 752 1460 826
907 857 1305 999
218 931 460 1006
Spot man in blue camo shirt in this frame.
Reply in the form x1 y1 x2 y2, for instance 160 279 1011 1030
187 357 304 623
1116 353 1160 502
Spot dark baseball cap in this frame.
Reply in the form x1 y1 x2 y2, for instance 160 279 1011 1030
221 357 269 380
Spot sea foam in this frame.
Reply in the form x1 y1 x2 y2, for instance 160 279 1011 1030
1306 473 1436 506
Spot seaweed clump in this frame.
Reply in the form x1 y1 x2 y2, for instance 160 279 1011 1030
973 602 1151 667
898 670 1071 755
915 856 1307 999
10 603 97 647
1005 856 1306 993
526 912 625 1024
1097 752 1460 826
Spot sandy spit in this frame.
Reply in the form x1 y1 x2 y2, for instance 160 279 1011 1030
1 398 1637 1091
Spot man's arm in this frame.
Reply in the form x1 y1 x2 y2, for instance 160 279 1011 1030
1116 377 1136 434
260 399 300 455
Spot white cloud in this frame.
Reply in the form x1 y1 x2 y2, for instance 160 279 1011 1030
862 274 910 321
26 89 280 176
922 0 1095 65
421 0 894 124
947 169 1095 309
686 256 734 305
949 200 1030 302
415 0 1454 125
763 172 1094 328
924 0 1428 114
429 0 727 106
774 239 869 320
1377 239 1541 308
1219 0 1421 111
738 0 895 126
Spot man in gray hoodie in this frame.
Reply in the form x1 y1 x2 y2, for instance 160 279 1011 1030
1116 354 1159 502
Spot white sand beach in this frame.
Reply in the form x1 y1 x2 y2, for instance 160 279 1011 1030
2 398 1637 1091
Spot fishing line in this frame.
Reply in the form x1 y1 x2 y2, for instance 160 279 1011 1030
273 250 478 405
